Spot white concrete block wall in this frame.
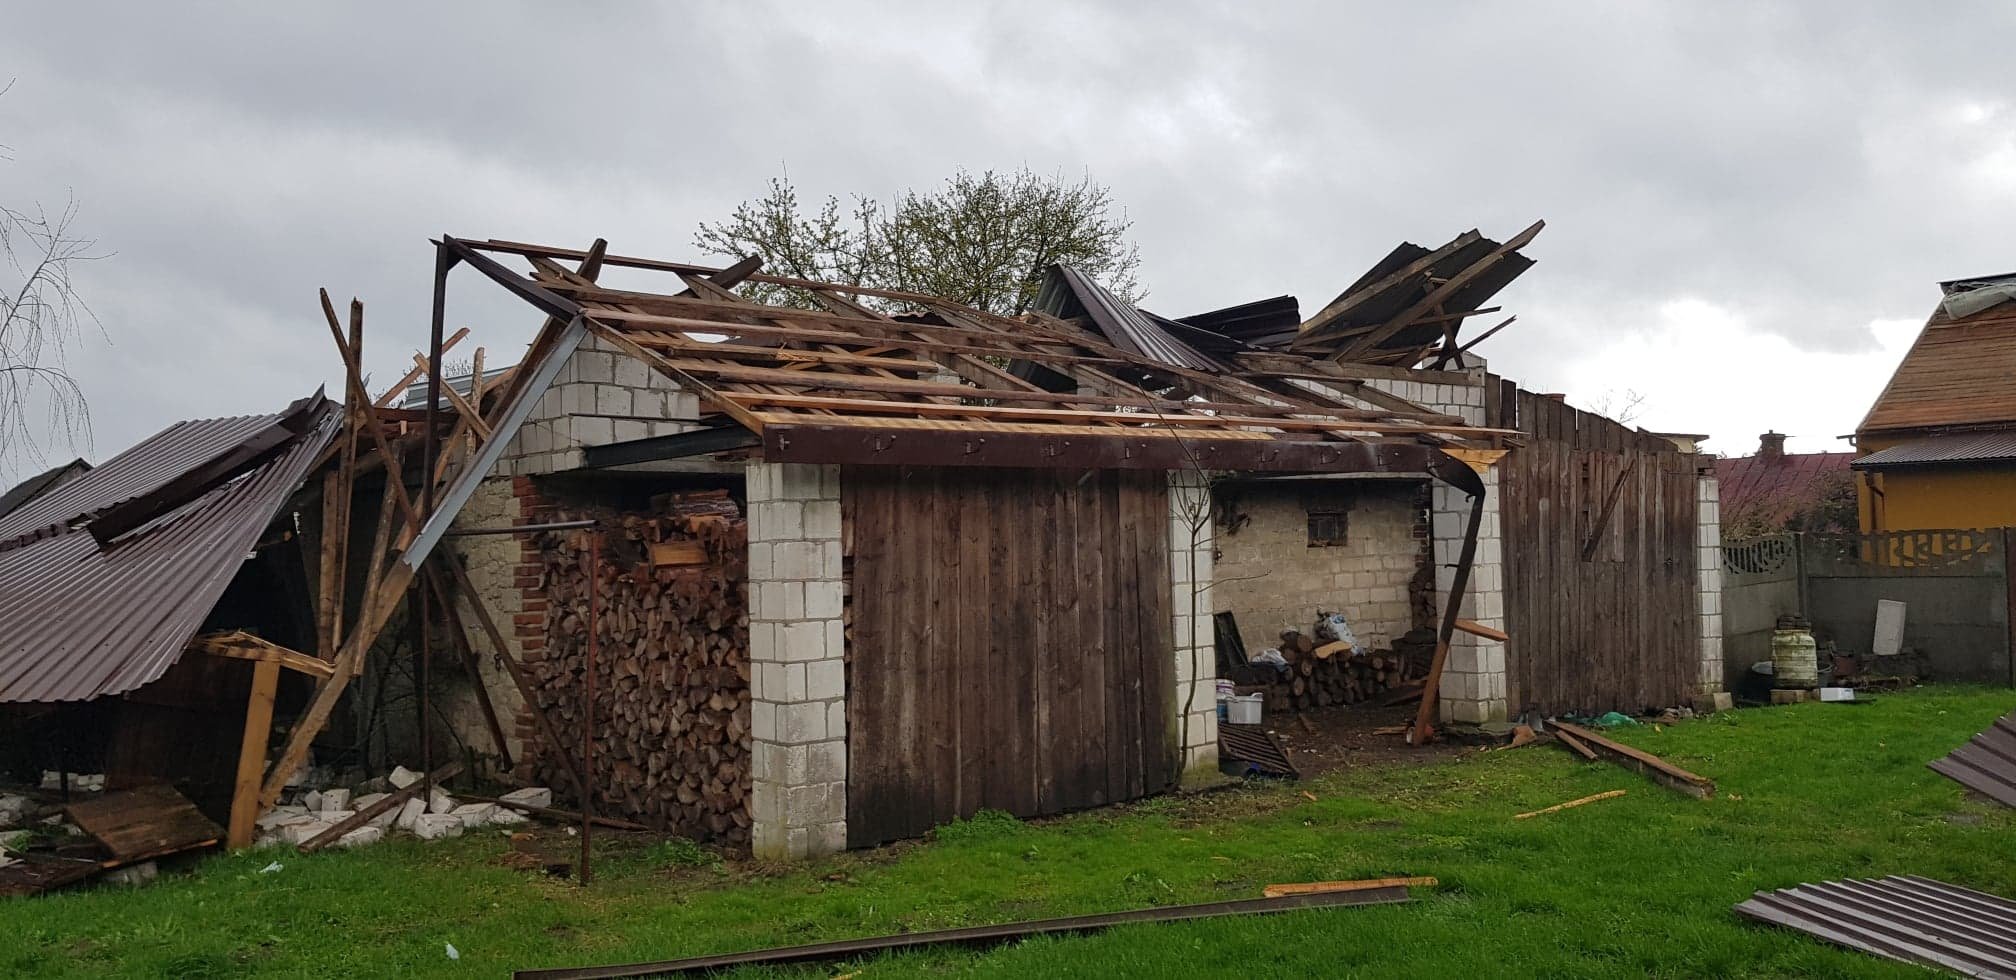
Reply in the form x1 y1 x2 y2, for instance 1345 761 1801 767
1169 471 1219 783
501 333 703 476
1696 475 1725 693
746 462 848 859
1367 369 1508 724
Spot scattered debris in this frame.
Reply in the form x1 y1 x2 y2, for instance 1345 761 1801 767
1550 721 1716 799
258 861 283 874
1262 877 1436 898
512 888 1414 979
1553 729 1599 761
446 943 461 962
1928 708 2016 807
1735 875 2016 977
1514 790 1626 820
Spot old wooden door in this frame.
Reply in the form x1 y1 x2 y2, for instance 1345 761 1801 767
843 466 1178 847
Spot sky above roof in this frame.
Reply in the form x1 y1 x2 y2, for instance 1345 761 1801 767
3 1 2012 477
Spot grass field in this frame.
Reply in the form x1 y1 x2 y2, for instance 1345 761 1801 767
3 686 2010 978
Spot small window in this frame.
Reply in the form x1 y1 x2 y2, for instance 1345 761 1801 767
1307 508 1348 548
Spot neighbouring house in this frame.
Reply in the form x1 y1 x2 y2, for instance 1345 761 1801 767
1714 432 1856 536
415 225 1722 860
1855 273 2016 531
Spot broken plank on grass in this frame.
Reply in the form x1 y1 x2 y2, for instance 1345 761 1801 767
1553 728 1599 761
1263 877 1437 898
1550 721 1716 799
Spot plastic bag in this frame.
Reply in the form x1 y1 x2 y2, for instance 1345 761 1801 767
1314 611 1357 649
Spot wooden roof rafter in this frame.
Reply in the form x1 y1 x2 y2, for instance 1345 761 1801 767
445 237 1520 474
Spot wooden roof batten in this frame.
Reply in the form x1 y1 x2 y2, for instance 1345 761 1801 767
446 237 1516 477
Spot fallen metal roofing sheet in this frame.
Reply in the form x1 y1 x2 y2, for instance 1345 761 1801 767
1734 875 2016 978
1855 432 2016 470
1930 709 2016 807
0 399 337 703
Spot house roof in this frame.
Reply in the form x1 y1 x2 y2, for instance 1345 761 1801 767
0 394 336 703
1859 279 2016 436
0 458 92 523
1854 431 2016 470
1715 450 1855 525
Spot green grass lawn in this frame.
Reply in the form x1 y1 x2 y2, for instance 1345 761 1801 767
4 686 2011 978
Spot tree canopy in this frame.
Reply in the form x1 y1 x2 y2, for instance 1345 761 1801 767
694 168 1142 316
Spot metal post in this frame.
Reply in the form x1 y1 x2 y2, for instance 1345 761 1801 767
420 580 433 795
419 239 451 803
581 530 600 886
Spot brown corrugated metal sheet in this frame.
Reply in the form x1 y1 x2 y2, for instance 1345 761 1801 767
1036 265 1224 372
0 401 337 703
1734 874 2016 978
1859 298 2016 435
1856 432 2016 470
1930 709 2016 807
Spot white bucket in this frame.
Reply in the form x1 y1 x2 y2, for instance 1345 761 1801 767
1215 679 1236 702
1226 693 1264 725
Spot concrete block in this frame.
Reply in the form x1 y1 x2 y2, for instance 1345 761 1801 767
613 354 650 389
802 499 842 540
450 803 498 829
394 797 428 832
760 501 804 540
282 821 334 846
777 702 827 744
319 789 352 814
746 463 772 501
777 621 826 663
104 861 158 887
413 813 465 840
301 790 322 812
751 700 776 742
490 808 530 826
337 826 385 849
777 464 828 501
256 806 316 831
427 788 456 815
318 810 356 825
812 820 847 856
827 701 847 740
1692 692 1734 714
805 659 845 701
804 579 843 620
500 787 553 809
772 541 821 580
807 741 847 783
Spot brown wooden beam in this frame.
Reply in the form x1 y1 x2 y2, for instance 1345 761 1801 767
226 660 281 849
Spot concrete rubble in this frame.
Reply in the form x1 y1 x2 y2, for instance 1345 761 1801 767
241 770 561 851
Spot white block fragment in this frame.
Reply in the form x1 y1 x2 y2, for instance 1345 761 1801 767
104 861 158 887
282 822 334 846
394 797 428 832
319 789 352 814
449 803 498 829
489 808 530 826
337 826 384 849
412 814 464 840
388 766 421 790
499 787 553 809
427 788 456 815
301 790 323 812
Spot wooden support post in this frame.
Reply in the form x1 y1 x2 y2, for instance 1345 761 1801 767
227 660 281 848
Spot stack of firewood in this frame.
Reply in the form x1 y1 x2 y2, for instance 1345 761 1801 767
1256 628 1436 712
534 490 752 843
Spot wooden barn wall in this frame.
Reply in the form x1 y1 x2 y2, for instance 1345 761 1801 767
1486 377 1701 713
843 466 1177 847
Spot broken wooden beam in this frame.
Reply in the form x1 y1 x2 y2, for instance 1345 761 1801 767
1549 721 1715 798
1553 728 1599 761
1262 877 1437 898
458 794 651 832
1452 619 1508 643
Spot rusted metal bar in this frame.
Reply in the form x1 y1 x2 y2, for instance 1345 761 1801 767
443 520 598 536
510 887 1412 979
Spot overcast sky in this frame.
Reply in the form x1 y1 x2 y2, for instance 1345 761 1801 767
4 1 2012 477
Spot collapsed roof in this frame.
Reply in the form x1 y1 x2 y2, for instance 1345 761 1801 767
0 393 337 703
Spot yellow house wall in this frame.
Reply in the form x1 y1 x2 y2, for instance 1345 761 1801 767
1859 460 2016 531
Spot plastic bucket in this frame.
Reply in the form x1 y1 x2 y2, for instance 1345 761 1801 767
1227 693 1264 725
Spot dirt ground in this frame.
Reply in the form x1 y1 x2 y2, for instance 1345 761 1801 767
1258 701 1476 778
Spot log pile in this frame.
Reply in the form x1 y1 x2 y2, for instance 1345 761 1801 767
1258 628 1437 712
533 490 751 843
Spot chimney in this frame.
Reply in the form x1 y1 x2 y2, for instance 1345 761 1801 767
1759 431 1786 460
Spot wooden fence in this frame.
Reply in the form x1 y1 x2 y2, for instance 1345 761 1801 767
1487 379 1703 714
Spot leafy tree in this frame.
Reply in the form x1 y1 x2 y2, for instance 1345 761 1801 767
694 168 1142 316
2 81 103 476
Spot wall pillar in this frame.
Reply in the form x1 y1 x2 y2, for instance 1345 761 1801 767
1696 475 1725 693
1432 466 1509 723
746 462 847 859
1169 471 1221 786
